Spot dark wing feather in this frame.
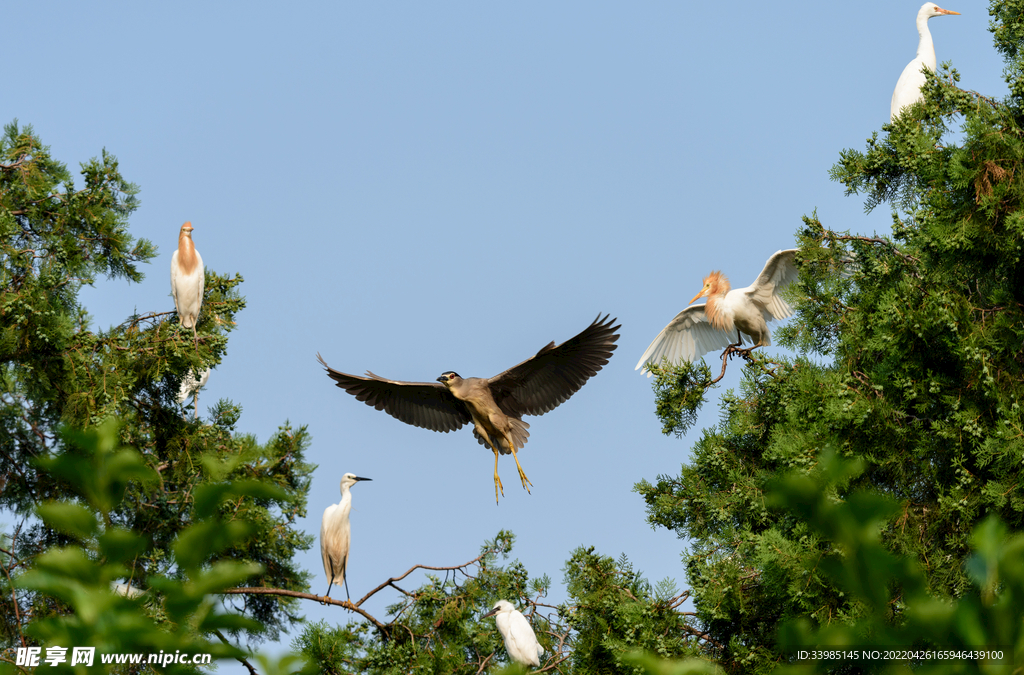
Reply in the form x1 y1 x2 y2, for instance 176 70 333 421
486 314 620 418
316 354 471 432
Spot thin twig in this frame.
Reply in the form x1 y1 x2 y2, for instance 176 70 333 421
352 551 490 607
211 629 258 675
474 652 494 674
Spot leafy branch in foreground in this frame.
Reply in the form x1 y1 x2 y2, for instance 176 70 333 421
1 420 306 674
773 451 1024 674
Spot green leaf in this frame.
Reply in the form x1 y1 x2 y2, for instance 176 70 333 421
36 503 98 539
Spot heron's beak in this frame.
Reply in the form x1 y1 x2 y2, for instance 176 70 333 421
436 376 447 384
940 8 960 14
689 290 705 305
481 607 498 619
355 476 372 482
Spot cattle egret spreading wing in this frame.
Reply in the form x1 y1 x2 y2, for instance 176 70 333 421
636 250 798 376
321 473 372 603
890 3 960 122
318 314 619 503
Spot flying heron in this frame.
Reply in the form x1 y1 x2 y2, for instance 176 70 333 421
317 314 619 503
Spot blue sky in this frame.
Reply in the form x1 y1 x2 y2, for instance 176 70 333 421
5 0 1005 667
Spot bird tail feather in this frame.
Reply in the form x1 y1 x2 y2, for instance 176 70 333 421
507 419 530 453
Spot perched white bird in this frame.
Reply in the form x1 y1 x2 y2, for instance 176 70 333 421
636 249 799 376
176 367 211 420
111 582 145 599
482 600 544 668
890 3 960 122
170 221 205 343
320 473 372 602
176 368 211 405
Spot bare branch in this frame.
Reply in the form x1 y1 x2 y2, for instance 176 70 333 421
352 550 491 607
222 588 387 632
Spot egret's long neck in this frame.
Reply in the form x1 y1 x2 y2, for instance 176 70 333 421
337 487 353 516
703 277 732 332
178 232 198 275
916 13 936 70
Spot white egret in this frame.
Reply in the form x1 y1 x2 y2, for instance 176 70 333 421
170 221 204 344
111 582 145 598
320 473 371 602
176 368 211 419
890 3 960 122
482 600 543 668
636 249 798 376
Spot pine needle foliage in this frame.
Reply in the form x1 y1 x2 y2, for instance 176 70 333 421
0 121 315 653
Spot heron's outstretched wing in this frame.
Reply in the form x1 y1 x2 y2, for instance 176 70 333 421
317 354 471 432
487 314 620 418
635 305 737 377
742 249 798 321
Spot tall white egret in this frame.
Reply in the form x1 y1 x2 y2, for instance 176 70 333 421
890 3 960 122
320 473 371 602
636 250 798 376
170 221 204 344
482 600 543 668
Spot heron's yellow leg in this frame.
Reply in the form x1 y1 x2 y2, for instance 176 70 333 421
506 436 533 492
492 446 505 504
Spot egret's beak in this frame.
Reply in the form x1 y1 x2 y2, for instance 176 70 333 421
689 290 706 305
355 476 372 482
939 8 960 14
481 607 499 619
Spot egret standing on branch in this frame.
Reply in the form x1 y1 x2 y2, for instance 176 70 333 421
170 221 204 345
890 3 960 122
482 600 544 668
636 250 798 376
321 473 372 603
317 314 619 503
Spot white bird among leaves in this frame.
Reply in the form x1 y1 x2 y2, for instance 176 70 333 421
176 368 211 405
636 249 799 376
482 600 544 668
176 368 211 420
320 473 372 603
170 221 204 344
890 3 960 122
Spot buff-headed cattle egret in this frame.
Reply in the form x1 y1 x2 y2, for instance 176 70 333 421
170 222 204 344
482 600 544 668
321 473 372 602
891 3 960 122
318 314 619 504
636 250 798 376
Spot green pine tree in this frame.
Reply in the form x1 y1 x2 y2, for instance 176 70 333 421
636 1 1024 672
0 121 315 665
